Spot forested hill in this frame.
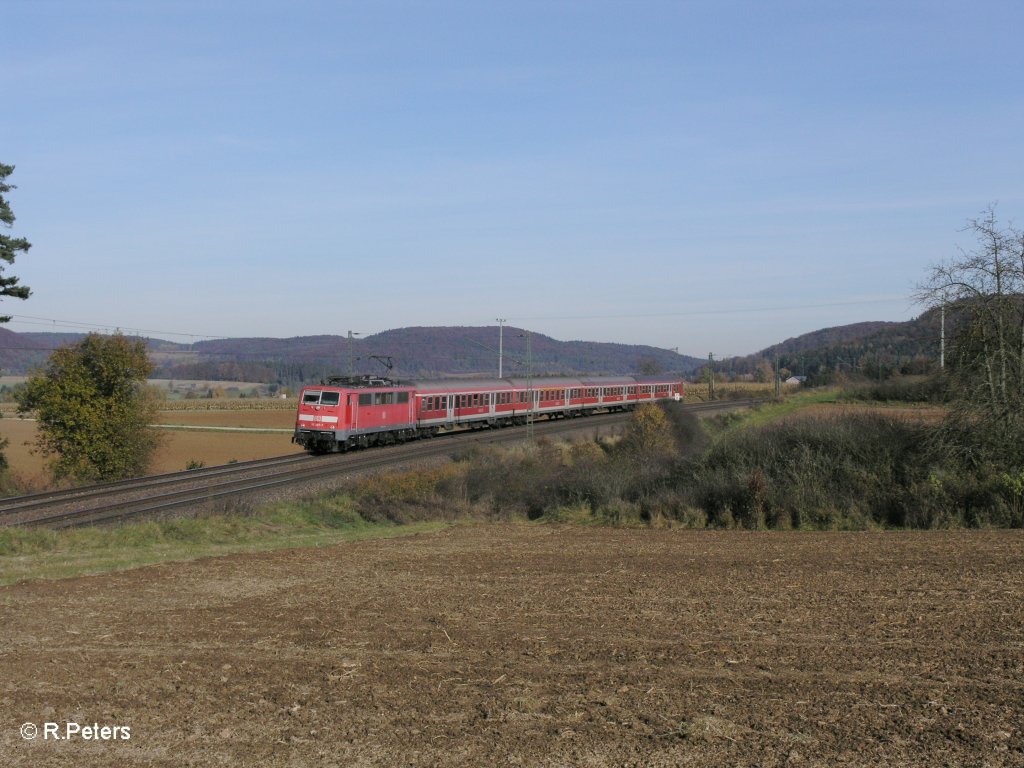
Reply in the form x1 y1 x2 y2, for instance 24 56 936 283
719 311 946 381
0 326 51 372
6 326 705 384
186 326 705 381
6 316 951 386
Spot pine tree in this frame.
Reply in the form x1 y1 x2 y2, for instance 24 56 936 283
0 163 32 322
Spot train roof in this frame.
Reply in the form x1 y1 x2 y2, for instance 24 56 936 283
406 378 512 392
403 375 680 393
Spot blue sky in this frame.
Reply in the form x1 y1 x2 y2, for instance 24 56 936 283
3 0 1022 357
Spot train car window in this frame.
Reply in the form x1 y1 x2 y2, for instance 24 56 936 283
303 391 321 404
320 392 340 406
358 393 371 406
397 392 409 404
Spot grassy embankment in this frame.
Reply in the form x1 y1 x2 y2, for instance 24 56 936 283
0 500 448 585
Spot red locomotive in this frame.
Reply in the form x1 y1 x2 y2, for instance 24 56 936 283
293 375 684 454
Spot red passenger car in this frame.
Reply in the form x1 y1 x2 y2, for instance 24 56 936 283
293 375 683 454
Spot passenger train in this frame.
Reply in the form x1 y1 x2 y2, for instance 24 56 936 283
293 375 684 453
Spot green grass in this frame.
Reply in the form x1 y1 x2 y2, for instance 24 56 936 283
704 389 841 437
0 496 450 585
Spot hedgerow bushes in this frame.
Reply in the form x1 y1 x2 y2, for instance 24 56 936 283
840 375 949 404
337 401 1024 530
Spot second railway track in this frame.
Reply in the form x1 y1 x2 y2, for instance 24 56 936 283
1 398 759 529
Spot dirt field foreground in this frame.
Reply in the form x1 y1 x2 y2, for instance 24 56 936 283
2 525 1022 767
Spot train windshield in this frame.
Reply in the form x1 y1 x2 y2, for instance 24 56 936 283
302 390 341 406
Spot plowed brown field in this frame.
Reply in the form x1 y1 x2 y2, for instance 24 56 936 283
2 525 1022 766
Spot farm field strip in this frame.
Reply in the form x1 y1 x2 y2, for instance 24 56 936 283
2 525 1020 767
152 424 294 433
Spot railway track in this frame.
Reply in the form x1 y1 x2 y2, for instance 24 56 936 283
0 398 759 529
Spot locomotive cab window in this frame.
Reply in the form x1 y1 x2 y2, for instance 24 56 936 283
320 392 340 406
303 391 322 404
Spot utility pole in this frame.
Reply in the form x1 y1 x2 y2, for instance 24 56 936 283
519 330 534 439
347 331 360 378
527 330 533 440
940 302 945 371
774 351 781 398
708 352 715 401
496 318 507 378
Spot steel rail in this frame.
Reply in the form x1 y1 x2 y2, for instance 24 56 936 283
0 453 316 518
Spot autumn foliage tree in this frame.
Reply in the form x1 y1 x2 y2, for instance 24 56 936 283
17 333 163 483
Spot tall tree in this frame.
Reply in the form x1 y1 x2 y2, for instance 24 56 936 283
17 333 163 483
0 163 32 322
917 206 1024 463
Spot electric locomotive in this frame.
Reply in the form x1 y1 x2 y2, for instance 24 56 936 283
293 374 684 454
